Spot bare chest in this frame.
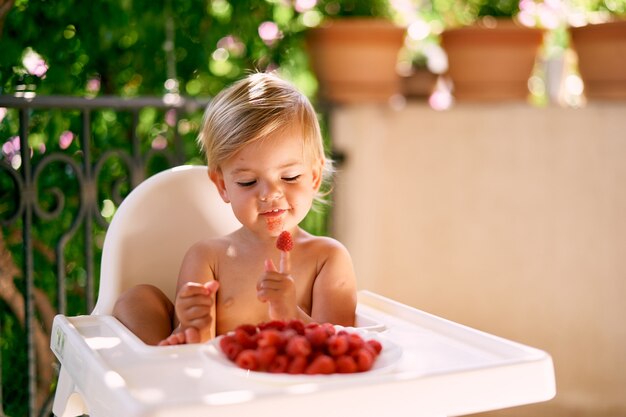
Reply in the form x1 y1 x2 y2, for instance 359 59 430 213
214 253 316 334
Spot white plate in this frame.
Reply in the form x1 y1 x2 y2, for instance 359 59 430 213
201 328 402 384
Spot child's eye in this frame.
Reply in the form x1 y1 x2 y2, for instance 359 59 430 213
282 175 301 183
236 180 256 187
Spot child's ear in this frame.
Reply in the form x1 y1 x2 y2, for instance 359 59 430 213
209 168 230 203
311 159 323 191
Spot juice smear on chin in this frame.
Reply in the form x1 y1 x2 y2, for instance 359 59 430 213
266 215 283 233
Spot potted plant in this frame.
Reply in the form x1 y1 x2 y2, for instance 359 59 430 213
433 0 545 101
399 43 442 99
568 0 626 100
305 0 407 104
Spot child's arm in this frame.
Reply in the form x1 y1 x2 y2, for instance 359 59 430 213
309 241 357 326
160 241 219 345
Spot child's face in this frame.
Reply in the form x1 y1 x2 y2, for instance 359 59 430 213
210 126 322 238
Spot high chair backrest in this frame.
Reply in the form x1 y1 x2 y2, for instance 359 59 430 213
92 165 240 315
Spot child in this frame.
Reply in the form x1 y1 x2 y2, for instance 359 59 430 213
112 72 357 346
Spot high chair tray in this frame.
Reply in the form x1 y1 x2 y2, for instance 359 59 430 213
50 290 555 417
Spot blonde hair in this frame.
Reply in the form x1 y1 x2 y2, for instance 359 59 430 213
197 72 333 201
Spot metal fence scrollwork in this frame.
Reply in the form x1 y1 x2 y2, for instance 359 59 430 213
0 94 208 417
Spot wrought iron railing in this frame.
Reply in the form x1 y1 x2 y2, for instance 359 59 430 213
0 94 208 417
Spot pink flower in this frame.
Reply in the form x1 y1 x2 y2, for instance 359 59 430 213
23 49 49 77
0 107 7 123
165 109 176 127
217 35 246 57
2 136 20 157
86 77 101 94
429 90 453 111
2 137 25 169
258 21 281 45
518 0 567 29
59 131 74 149
295 0 317 12
151 136 168 150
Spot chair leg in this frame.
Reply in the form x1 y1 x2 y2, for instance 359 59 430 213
52 367 87 417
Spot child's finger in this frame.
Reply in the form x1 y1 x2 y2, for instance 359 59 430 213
184 327 201 344
179 282 210 297
204 280 220 294
279 250 290 274
265 258 277 272
179 295 214 310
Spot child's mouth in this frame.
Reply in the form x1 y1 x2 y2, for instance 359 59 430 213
262 208 285 217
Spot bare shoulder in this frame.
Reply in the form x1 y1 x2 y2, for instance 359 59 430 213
177 232 239 286
299 232 349 253
181 232 237 265
296 232 353 271
186 235 230 254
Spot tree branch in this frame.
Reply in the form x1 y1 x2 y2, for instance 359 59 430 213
0 0 15 39
0 233 56 414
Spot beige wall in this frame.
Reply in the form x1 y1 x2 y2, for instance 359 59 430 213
331 102 626 417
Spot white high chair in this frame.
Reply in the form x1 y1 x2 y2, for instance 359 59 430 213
50 165 556 417
52 165 241 416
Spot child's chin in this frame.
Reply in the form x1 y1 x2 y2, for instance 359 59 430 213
264 217 285 234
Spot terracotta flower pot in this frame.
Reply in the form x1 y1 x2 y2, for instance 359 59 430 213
569 20 626 100
440 19 544 101
306 18 405 104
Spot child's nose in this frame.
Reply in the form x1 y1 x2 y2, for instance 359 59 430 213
259 183 282 202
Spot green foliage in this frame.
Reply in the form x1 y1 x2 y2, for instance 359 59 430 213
0 0 316 97
475 0 520 16
571 0 626 15
1 309 29 417
316 0 396 18
0 1 337 415
430 0 521 27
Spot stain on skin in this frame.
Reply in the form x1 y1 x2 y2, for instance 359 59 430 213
266 216 283 233
223 297 234 308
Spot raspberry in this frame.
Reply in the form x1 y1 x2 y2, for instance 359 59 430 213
327 334 349 357
353 348 375 372
258 320 286 331
234 328 257 349
347 333 365 351
287 355 308 374
287 319 306 335
286 335 312 357
235 349 259 371
257 346 277 370
366 339 383 355
305 326 328 347
276 231 294 251
219 336 243 361
257 329 283 348
269 355 289 373
305 355 336 374
235 324 258 336
335 355 358 373
320 322 336 336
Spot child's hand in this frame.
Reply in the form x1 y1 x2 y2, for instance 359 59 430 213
174 280 219 343
257 251 297 320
